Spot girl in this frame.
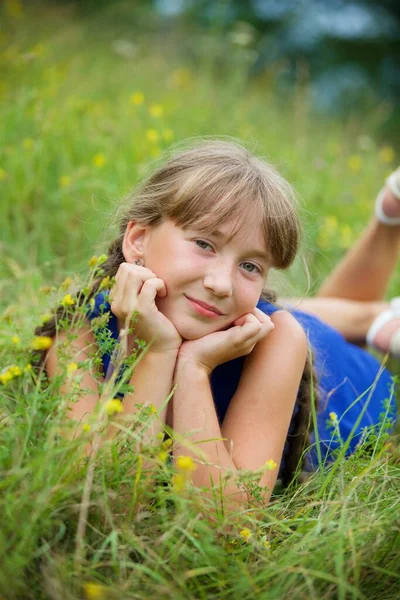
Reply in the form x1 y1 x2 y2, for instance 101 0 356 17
35 139 398 509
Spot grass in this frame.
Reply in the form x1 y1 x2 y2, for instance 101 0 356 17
1 2 400 598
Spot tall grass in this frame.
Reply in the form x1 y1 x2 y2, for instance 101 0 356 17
1 2 399 598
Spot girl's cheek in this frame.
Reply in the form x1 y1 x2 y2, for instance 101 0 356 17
238 284 260 310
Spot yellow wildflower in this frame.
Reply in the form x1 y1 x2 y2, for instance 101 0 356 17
92 153 106 168
172 473 186 492
82 423 91 433
0 371 13 385
39 285 52 295
0 168 8 181
130 91 145 105
88 254 108 268
264 540 271 550
162 128 174 141
149 403 157 414
265 459 277 470
59 175 71 187
40 313 53 324
379 145 395 163
82 582 108 600
31 336 53 351
105 398 124 416
157 450 169 463
348 155 362 172
149 104 164 118
88 255 98 267
176 455 197 472
99 276 111 291
67 362 78 375
22 138 34 150
11 335 20 345
61 276 72 290
61 293 75 307
329 412 338 422
239 528 252 541
145 129 159 143
0 365 22 384
24 364 32 373
9 365 22 377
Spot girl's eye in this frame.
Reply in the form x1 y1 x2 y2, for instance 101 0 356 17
195 239 213 251
194 240 262 274
242 262 262 275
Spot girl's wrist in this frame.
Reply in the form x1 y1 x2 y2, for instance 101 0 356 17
174 355 212 378
148 345 181 358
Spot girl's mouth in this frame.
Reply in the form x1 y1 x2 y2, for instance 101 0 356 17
185 296 223 318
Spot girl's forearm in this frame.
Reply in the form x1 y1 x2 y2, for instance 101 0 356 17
121 348 178 446
172 359 248 509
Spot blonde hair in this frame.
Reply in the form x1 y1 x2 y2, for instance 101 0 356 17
108 138 301 273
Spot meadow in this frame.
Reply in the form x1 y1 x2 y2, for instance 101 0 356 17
1 2 400 598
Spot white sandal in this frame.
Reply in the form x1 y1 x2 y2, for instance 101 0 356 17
375 167 400 225
367 297 400 358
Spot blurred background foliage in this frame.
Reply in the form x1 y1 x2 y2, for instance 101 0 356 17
1 0 399 310
34 0 400 126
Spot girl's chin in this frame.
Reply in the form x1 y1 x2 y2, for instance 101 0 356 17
174 318 233 341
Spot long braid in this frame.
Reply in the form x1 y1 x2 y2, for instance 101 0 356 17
32 235 126 374
260 290 319 487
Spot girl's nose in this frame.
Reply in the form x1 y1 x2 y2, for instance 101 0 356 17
203 262 233 297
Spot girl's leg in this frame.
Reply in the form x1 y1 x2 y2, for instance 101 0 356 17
280 297 388 343
280 170 400 353
317 175 400 302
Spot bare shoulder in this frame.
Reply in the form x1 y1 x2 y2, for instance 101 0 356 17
270 308 306 333
269 309 308 352
45 321 99 379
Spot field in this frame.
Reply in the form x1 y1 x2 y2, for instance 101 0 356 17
1 2 400 598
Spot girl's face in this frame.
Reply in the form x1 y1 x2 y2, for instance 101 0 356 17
141 218 270 340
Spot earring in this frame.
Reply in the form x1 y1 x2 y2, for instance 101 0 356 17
134 259 143 266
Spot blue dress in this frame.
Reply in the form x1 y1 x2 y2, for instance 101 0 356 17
87 292 396 471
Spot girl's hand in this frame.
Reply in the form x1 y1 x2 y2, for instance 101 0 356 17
177 308 274 374
109 262 182 353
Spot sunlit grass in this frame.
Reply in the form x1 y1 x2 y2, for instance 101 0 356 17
1 2 400 598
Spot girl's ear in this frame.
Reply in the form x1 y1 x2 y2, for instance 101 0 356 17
122 220 147 263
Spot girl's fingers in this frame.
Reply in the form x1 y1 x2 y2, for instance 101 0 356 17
233 312 259 327
137 278 167 307
233 314 273 345
230 319 261 343
117 263 157 294
253 307 273 323
110 263 158 316
110 265 128 304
